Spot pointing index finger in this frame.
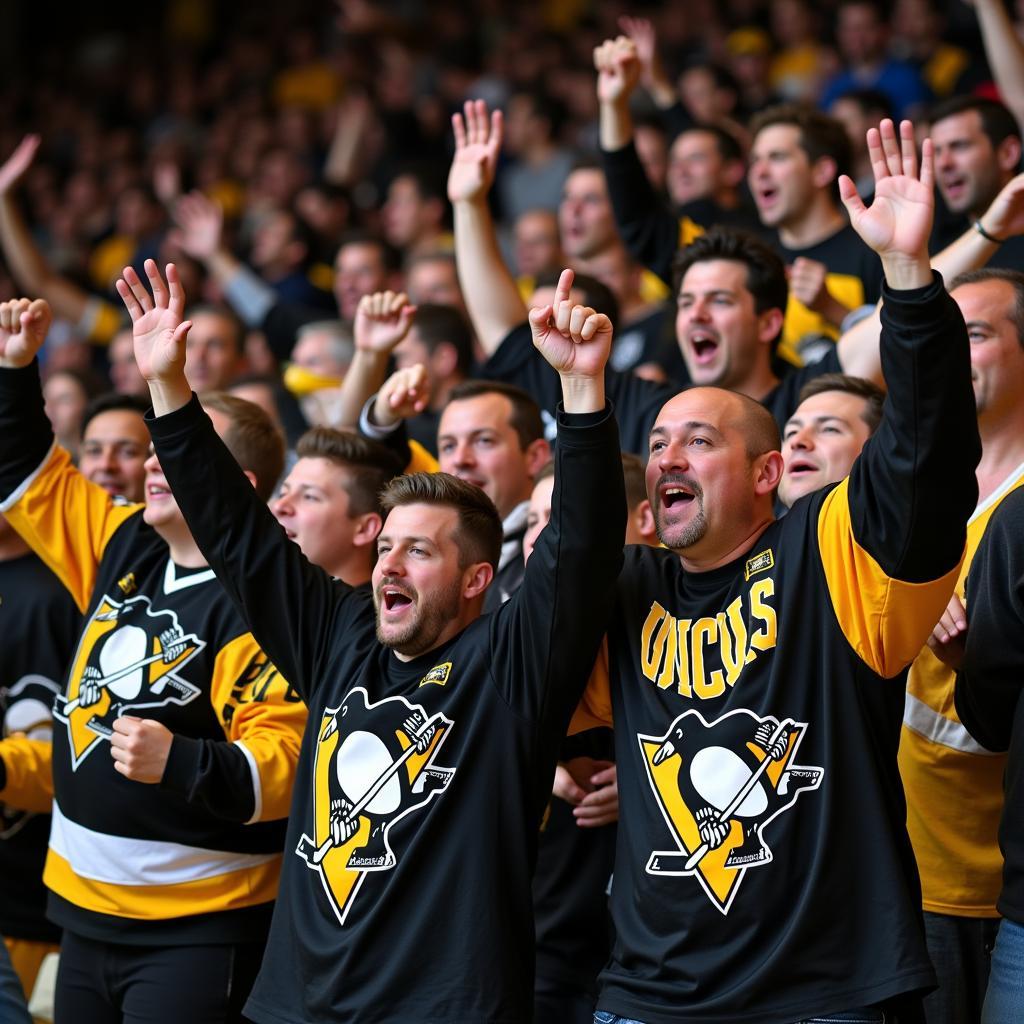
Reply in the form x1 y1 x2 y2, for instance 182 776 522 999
553 267 575 308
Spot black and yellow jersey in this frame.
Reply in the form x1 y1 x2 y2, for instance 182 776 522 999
900 463 1024 919
0 552 80 942
146 393 625 1023
570 277 980 1022
0 362 306 945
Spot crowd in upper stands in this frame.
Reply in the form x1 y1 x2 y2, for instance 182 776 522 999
5 1 1024 1023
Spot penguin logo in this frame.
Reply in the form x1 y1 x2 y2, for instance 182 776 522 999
54 594 204 769
296 687 454 925
640 708 822 914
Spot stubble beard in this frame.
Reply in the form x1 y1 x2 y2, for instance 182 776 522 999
653 476 708 551
375 577 464 658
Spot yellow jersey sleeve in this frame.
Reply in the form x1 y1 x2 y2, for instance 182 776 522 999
211 633 307 823
0 736 54 814
817 478 963 678
2 445 141 612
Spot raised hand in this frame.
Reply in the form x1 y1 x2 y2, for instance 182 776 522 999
618 16 672 98
594 35 642 106
839 119 934 278
0 297 51 368
171 191 224 262
373 364 429 428
448 99 503 205
529 268 613 380
115 260 191 384
354 290 416 353
0 135 40 196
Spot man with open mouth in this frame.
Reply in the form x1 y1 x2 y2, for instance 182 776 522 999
569 120 982 1024
778 372 884 510
124 260 626 1024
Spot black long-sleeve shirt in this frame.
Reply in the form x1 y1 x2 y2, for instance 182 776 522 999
956 485 1024 926
572 275 981 1022
147 390 626 1023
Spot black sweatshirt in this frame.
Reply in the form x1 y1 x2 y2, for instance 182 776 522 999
147 392 626 1023
571 276 981 1023
956 485 1024 926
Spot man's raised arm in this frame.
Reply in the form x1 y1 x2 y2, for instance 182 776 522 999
448 100 529 356
596 34 679 286
118 261 355 704
820 119 980 678
491 268 625 729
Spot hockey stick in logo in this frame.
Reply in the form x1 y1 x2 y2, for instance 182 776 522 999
61 634 200 715
682 718 792 872
296 712 443 866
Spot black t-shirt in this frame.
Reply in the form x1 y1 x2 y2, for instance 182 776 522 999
956 486 1024 925
148 392 626 1023
774 225 884 361
609 305 678 377
760 345 842 428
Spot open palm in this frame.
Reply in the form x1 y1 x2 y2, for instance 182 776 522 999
840 119 934 261
448 100 502 205
115 261 191 381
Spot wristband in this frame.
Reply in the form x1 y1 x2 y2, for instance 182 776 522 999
974 219 1005 244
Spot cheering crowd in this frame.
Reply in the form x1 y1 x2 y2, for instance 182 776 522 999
2 2 1024 1022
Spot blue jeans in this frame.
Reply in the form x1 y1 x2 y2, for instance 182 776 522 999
983 916 1024 1023
0 937 31 1024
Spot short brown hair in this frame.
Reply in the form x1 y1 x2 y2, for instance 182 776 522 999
797 373 885 434
199 392 285 501
295 427 404 518
445 379 545 449
673 228 788 354
380 472 503 571
750 103 852 180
